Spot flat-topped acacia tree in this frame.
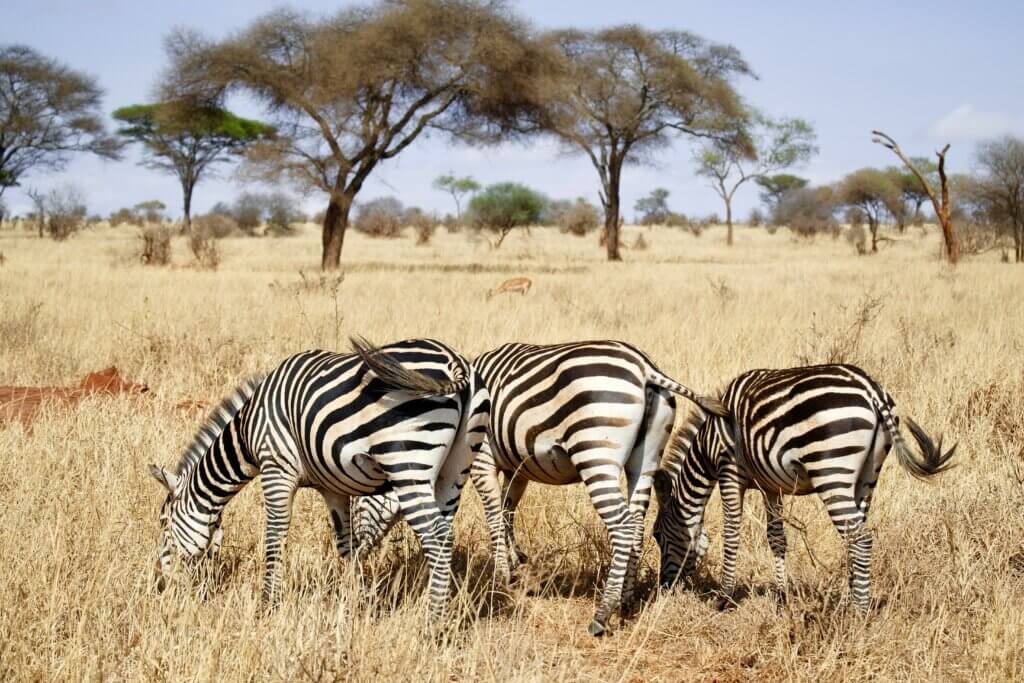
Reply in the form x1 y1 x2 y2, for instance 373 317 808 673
113 103 273 233
164 0 548 269
533 27 753 261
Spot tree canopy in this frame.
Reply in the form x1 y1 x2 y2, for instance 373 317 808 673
837 168 902 253
469 181 546 247
0 44 120 198
694 113 817 244
163 0 549 268
433 174 481 222
533 26 753 260
113 102 273 231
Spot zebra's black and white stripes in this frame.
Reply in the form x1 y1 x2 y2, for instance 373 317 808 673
468 340 725 635
652 364 955 611
149 338 489 622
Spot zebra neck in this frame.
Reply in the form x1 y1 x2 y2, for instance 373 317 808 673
180 417 258 514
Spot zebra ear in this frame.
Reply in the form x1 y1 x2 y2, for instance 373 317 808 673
652 469 673 504
149 464 179 493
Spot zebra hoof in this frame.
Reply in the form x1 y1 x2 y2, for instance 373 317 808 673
714 595 737 612
588 619 607 637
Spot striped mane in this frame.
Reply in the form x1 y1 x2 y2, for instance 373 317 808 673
175 376 264 476
661 407 709 470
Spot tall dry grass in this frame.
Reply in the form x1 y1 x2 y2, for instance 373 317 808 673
0 223 1021 681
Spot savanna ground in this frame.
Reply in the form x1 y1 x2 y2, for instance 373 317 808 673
0 221 1022 682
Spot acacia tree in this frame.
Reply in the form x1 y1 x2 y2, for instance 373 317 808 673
165 1 547 269
0 45 120 200
886 158 937 229
972 135 1024 262
113 103 273 233
694 113 816 245
432 173 480 222
634 188 671 225
755 173 808 210
872 130 959 263
535 27 752 261
837 168 902 253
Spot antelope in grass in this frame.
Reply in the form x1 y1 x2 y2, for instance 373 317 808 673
487 277 532 300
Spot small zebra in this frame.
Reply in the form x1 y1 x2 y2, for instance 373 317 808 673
149 338 489 623
652 363 956 612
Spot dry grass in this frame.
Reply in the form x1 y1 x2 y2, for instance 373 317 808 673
0 222 1022 681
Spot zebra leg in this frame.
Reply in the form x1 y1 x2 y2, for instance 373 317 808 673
321 490 355 559
570 451 633 637
352 492 402 559
717 476 746 610
501 474 529 570
840 519 873 612
621 387 675 616
470 443 513 586
390 478 454 624
763 490 788 603
260 467 298 604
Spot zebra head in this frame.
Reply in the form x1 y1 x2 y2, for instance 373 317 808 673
652 468 708 590
148 464 223 591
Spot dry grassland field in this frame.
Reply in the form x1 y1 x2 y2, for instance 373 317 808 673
0 222 1022 682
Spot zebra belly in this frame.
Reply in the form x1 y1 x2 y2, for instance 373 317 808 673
493 442 580 485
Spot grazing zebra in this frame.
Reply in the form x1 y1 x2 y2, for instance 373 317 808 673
353 340 727 636
652 364 956 612
148 338 489 623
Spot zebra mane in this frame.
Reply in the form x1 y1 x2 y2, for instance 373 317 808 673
661 408 709 470
175 376 265 476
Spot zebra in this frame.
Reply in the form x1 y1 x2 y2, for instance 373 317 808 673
148 337 490 623
651 363 956 612
353 340 727 636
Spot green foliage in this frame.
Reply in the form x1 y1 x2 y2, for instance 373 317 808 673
756 174 809 208
635 188 671 225
469 183 546 230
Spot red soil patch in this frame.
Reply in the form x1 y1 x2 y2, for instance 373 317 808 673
0 367 149 431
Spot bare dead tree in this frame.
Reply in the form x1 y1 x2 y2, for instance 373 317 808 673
872 130 959 265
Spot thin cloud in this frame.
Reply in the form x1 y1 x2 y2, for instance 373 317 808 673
929 104 1024 142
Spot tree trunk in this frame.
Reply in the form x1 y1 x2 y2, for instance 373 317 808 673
321 195 352 270
870 218 879 253
603 165 622 262
725 200 734 246
182 183 193 235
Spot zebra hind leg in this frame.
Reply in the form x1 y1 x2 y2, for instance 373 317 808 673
390 479 455 625
470 450 513 587
501 475 529 572
763 490 788 606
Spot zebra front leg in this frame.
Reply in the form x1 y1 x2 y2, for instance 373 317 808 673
470 449 513 586
321 490 355 559
716 476 746 611
763 490 788 604
351 491 402 560
260 469 298 604
501 474 529 571
391 479 455 625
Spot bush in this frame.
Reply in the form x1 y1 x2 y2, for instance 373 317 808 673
138 225 172 265
264 192 303 236
354 196 404 238
134 200 166 224
844 206 866 228
109 207 140 227
189 230 221 269
550 197 600 236
403 207 437 245
40 184 88 240
468 182 546 248
441 213 460 233
192 213 238 239
772 186 837 238
635 188 671 225
747 208 764 227
232 193 264 235
845 223 868 255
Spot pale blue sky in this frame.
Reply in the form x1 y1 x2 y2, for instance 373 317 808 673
2 1 1022 220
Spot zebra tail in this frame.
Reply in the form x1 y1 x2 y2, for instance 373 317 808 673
350 336 468 397
873 397 957 481
645 368 730 418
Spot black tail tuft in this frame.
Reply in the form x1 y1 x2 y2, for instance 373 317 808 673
903 417 958 478
350 336 462 397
